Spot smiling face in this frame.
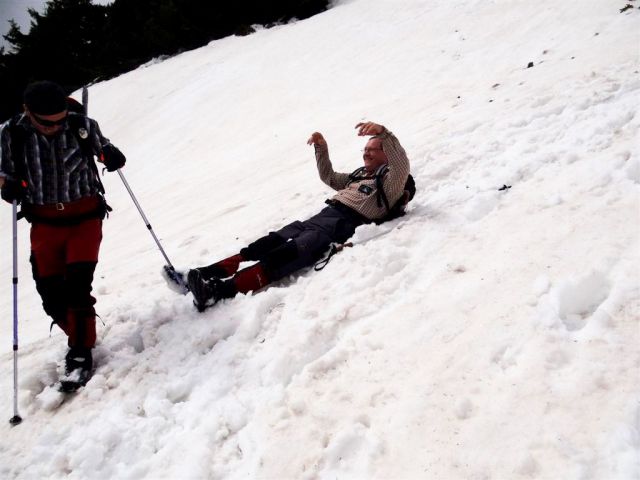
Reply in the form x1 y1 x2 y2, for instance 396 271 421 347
25 107 68 136
362 138 387 173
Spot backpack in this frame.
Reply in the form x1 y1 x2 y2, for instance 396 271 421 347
348 165 416 224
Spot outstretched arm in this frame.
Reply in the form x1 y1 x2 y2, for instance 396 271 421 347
361 121 410 208
355 120 410 211
308 131 350 190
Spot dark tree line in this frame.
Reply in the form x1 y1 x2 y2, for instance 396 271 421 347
0 0 329 122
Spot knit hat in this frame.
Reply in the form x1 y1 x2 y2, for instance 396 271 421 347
23 81 67 115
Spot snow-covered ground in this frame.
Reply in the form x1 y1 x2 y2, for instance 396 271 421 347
1 0 639 478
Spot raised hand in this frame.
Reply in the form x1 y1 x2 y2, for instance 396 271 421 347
355 121 384 136
307 131 327 146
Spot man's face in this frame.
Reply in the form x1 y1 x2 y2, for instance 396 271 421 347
25 107 67 136
362 138 387 173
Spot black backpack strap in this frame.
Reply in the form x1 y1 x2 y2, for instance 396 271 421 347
348 164 391 210
405 174 416 201
314 242 353 271
347 166 367 185
67 115 112 217
374 164 390 211
67 114 106 196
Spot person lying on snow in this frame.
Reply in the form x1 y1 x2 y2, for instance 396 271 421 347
179 121 411 312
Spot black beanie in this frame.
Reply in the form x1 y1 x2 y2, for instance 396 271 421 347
23 81 67 115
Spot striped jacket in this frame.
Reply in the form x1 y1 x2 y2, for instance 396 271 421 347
0 112 108 205
315 129 410 221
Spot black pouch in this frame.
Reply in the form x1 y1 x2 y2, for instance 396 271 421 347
97 194 113 219
358 184 374 195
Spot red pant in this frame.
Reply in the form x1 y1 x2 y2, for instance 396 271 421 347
30 218 102 348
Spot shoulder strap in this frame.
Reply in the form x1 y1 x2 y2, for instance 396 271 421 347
348 166 367 185
374 164 390 210
67 114 94 158
67 114 106 195
348 164 391 210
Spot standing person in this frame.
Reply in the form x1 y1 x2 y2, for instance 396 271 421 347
180 121 412 311
0 81 126 387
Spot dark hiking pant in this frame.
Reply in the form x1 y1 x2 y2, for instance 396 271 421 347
243 204 365 281
199 203 366 298
30 218 102 348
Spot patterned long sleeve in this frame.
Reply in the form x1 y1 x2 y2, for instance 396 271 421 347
314 144 351 191
0 113 110 205
313 128 410 221
0 120 17 180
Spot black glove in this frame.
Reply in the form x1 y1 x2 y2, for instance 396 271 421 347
100 144 126 172
1 178 28 204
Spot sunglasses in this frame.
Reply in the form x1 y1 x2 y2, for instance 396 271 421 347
32 113 67 127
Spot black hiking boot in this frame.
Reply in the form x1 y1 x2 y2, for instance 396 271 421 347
61 347 93 392
188 269 222 312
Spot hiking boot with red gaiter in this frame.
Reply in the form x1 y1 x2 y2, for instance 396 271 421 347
187 263 269 312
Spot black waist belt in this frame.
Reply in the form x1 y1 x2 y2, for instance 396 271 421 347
22 208 104 226
20 196 110 225
325 199 371 225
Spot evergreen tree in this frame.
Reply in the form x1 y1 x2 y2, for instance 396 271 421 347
0 0 329 122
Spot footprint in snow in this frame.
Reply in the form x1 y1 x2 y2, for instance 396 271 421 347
491 344 519 370
318 421 382 478
463 191 500 221
624 157 640 184
454 398 474 420
178 235 199 248
548 271 611 332
545 349 570 370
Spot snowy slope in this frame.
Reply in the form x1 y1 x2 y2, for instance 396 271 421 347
0 0 639 478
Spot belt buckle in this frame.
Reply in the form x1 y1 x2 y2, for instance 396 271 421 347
56 203 65 211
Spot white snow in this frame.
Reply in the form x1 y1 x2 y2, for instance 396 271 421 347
1 0 639 478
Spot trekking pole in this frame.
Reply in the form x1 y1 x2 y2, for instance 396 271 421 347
116 171 185 289
79 86 183 287
9 200 22 426
116 171 175 269
82 85 88 113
